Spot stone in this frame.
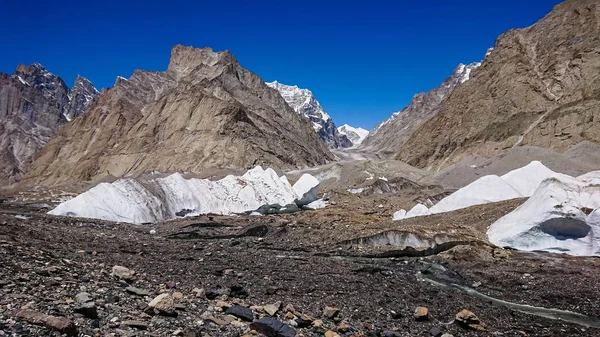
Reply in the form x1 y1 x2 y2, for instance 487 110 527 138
75 292 93 304
323 305 340 319
325 330 341 337
111 266 135 281
250 317 296 337
441 334 454 337
122 320 148 329
216 300 231 309
284 303 295 313
414 306 429 321
337 322 350 332
295 314 314 328
74 301 98 319
126 286 151 296
264 301 282 316
148 293 176 316
430 326 446 337
225 304 254 322
192 287 205 298
384 332 402 337
455 309 487 330
14 309 77 336
205 289 220 299
312 319 324 328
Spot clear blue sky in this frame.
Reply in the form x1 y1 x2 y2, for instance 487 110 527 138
1 0 562 130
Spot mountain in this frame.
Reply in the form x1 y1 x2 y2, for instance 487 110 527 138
337 124 369 147
396 0 600 170
0 63 98 185
65 75 100 121
266 81 352 148
360 62 482 157
21 45 333 187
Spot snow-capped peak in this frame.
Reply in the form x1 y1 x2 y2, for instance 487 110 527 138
267 80 352 148
454 62 481 84
266 81 331 122
337 124 369 146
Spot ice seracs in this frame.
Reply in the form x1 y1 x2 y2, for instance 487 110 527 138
49 166 321 224
488 173 600 256
393 161 558 220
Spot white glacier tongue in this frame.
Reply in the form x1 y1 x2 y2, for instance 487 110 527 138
48 166 321 224
488 173 600 256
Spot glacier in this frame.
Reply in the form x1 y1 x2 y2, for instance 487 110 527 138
49 166 321 224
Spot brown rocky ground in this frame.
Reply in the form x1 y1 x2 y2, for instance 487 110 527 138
1 192 599 337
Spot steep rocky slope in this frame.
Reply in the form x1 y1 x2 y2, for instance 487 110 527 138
0 64 98 185
396 0 600 170
22 45 333 187
361 62 481 157
266 81 352 148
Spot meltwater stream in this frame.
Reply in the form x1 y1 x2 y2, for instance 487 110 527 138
416 267 600 328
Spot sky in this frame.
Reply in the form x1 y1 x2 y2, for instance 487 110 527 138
1 0 562 130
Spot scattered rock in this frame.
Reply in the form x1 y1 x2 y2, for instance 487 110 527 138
122 320 148 330
14 309 77 336
148 293 176 316
414 306 429 321
337 322 350 332
455 309 487 330
441 334 454 337
112 266 135 281
250 317 296 337
126 286 151 296
295 314 314 328
430 326 446 337
325 330 341 337
384 331 402 337
312 319 324 328
323 305 340 319
225 304 254 322
264 301 282 316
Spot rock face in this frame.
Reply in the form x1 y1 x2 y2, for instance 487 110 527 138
266 81 352 148
396 0 600 170
337 124 369 147
361 62 481 157
65 75 100 121
0 63 98 185
22 45 333 187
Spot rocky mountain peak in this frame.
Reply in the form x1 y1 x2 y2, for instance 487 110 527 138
266 81 353 148
21 45 333 187
167 45 233 79
395 0 600 170
65 75 100 121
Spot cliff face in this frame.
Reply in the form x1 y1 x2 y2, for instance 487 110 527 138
361 62 481 157
396 0 600 170
22 45 333 187
0 64 98 185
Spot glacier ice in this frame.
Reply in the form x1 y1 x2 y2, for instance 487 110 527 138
488 173 600 256
49 166 321 224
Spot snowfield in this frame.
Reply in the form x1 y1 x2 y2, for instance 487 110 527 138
49 166 322 224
